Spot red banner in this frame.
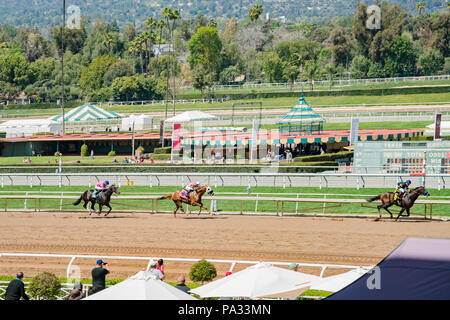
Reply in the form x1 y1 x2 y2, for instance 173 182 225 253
172 123 181 150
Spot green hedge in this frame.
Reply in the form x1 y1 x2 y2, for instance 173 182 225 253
153 147 172 154
150 154 171 160
177 85 450 100
0 100 81 111
294 151 354 163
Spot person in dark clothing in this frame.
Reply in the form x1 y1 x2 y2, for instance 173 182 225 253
5 272 29 300
174 275 190 294
88 259 110 296
67 282 84 300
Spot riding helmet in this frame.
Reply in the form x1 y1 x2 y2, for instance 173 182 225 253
406 180 411 185
105 180 109 185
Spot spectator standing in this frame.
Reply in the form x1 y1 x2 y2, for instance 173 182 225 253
157 259 165 276
89 259 110 295
149 260 164 280
67 282 84 300
5 272 29 300
174 275 190 294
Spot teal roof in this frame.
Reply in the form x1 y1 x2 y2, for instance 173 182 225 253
277 93 325 125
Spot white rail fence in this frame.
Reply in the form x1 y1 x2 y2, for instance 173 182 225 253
0 252 372 300
0 172 449 190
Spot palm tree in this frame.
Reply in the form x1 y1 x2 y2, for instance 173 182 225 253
102 32 115 56
304 60 320 91
169 9 180 116
162 7 173 119
416 1 426 15
447 1 450 11
248 4 263 22
207 19 217 28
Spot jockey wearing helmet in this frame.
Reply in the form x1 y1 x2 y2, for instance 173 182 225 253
394 180 411 202
93 180 109 199
182 181 200 200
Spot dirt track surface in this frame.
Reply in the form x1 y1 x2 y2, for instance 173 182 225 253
0 212 449 282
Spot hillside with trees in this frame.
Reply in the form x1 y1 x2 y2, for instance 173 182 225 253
0 1 449 105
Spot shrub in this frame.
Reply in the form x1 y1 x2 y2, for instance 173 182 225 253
189 259 217 284
108 151 116 157
136 146 145 154
54 151 62 157
28 272 61 300
150 154 171 161
153 147 172 154
80 144 88 156
294 151 354 163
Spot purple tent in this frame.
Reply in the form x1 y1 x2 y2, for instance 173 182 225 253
326 237 450 300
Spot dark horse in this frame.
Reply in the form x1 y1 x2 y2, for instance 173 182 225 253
366 186 429 221
73 184 120 216
158 185 215 218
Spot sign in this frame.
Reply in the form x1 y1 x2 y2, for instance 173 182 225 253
434 113 442 140
250 119 258 163
172 123 181 150
349 118 359 146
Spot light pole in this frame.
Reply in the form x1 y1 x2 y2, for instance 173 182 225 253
61 0 66 134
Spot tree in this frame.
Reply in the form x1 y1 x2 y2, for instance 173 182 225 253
303 60 321 90
194 12 207 32
248 4 263 22
350 55 371 79
80 55 116 93
221 17 238 44
187 27 223 72
262 51 284 83
283 64 300 91
103 60 135 86
0 53 29 86
416 2 426 16
191 64 213 99
384 35 417 77
417 49 444 75
323 63 342 89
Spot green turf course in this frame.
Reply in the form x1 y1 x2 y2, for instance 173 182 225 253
1 185 449 217
1 92 449 118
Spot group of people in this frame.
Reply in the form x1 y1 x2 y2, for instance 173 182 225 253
4 257 191 300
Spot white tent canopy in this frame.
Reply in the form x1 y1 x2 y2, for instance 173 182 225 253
309 267 369 293
190 262 320 299
165 110 217 123
121 114 153 131
83 271 197 300
0 118 57 138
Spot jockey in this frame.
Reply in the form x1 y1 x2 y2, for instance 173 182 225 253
93 180 109 199
182 181 200 200
394 180 411 202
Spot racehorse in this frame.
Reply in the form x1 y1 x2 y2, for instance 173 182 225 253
158 185 215 218
366 186 429 221
73 184 120 216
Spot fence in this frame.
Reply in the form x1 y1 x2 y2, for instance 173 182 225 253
0 252 372 300
1 172 449 190
0 192 448 220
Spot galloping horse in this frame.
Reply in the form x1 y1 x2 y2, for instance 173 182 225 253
366 186 429 221
73 184 121 216
158 185 215 218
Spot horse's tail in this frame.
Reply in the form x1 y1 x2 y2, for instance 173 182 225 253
158 193 172 200
366 195 381 203
73 195 83 206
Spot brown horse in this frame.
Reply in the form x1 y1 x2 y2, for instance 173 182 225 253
158 185 215 218
366 186 429 221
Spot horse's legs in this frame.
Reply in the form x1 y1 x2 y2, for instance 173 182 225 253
173 201 179 218
98 204 103 215
89 201 96 215
104 203 112 216
192 202 211 216
395 208 406 221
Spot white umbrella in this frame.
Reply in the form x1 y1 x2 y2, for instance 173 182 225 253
190 262 320 299
83 271 197 300
165 110 217 123
309 268 369 293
